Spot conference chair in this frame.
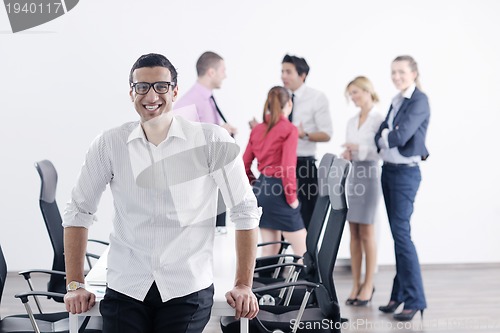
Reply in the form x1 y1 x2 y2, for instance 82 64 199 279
20 160 108 307
221 158 351 333
0 243 102 333
254 153 336 285
252 154 336 306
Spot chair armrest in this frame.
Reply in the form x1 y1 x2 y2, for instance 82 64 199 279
257 241 291 248
253 281 319 294
18 269 66 280
85 253 100 260
254 262 305 274
14 291 66 304
88 239 109 246
253 281 320 333
256 253 303 264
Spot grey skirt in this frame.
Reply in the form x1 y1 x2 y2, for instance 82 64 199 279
346 160 381 224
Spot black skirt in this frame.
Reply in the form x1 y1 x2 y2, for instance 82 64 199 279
253 175 305 232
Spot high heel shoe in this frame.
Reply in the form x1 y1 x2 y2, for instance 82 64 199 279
378 300 403 313
345 285 363 305
345 297 357 305
352 287 375 306
393 309 424 321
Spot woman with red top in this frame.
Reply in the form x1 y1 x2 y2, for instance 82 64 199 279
243 86 307 258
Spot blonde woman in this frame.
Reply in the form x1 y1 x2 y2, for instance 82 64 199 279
341 76 384 306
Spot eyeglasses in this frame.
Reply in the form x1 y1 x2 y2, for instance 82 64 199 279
130 81 176 95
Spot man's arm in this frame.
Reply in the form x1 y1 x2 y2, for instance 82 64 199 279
62 133 112 314
297 122 330 142
225 228 259 319
308 92 332 142
63 226 96 314
207 126 261 318
303 130 331 142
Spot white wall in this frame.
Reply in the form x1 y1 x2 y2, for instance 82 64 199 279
1 0 499 271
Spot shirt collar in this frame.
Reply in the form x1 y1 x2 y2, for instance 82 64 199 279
127 122 146 143
391 83 416 107
402 83 416 99
290 83 307 98
357 105 377 118
127 116 187 144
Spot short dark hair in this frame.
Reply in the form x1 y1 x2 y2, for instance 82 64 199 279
129 53 178 85
282 54 310 78
196 51 223 76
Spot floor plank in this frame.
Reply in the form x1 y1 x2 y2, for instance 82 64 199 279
2 264 499 332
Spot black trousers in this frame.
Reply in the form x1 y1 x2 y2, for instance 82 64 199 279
100 283 214 333
296 156 318 230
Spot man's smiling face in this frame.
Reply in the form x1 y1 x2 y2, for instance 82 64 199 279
130 66 178 123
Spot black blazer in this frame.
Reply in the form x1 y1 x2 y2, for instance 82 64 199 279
375 87 430 160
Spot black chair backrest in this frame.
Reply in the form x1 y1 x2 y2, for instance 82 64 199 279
302 153 335 279
34 160 66 298
0 244 7 307
315 158 350 318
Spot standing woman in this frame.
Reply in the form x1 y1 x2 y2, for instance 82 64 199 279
341 76 384 307
375 55 430 321
243 86 307 259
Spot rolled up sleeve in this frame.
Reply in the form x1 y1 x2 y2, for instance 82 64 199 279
314 94 333 137
63 133 113 229
208 128 261 230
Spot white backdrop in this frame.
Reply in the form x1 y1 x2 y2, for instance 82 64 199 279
1 0 499 271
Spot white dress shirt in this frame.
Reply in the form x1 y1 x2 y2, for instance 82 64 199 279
345 107 385 161
63 116 261 302
379 83 421 164
290 84 333 157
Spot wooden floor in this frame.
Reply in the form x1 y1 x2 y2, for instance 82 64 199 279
2 263 499 332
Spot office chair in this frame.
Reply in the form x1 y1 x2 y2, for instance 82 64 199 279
252 154 336 304
0 244 102 333
21 160 108 306
254 153 336 284
221 157 351 333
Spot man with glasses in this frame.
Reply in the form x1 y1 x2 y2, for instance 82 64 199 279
175 51 237 235
62 53 260 333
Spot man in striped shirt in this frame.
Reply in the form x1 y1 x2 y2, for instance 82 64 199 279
62 53 260 333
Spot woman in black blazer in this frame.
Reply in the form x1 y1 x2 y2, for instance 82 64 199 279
375 55 430 321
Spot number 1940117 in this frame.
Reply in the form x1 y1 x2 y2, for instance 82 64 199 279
5 2 62 14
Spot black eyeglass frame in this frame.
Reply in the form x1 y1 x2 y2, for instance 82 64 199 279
130 81 176 95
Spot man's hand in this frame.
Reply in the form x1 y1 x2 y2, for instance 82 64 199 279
297 122 307 139
225 284 259 320
248 117 258 129
64 289 96 314
341 149 352 161
342 143 359 152
221 123 238 136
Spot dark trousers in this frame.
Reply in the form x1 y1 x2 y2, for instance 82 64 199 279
100 283 214 333
216 190 226 227
381 164 427 310
296 157 318 230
